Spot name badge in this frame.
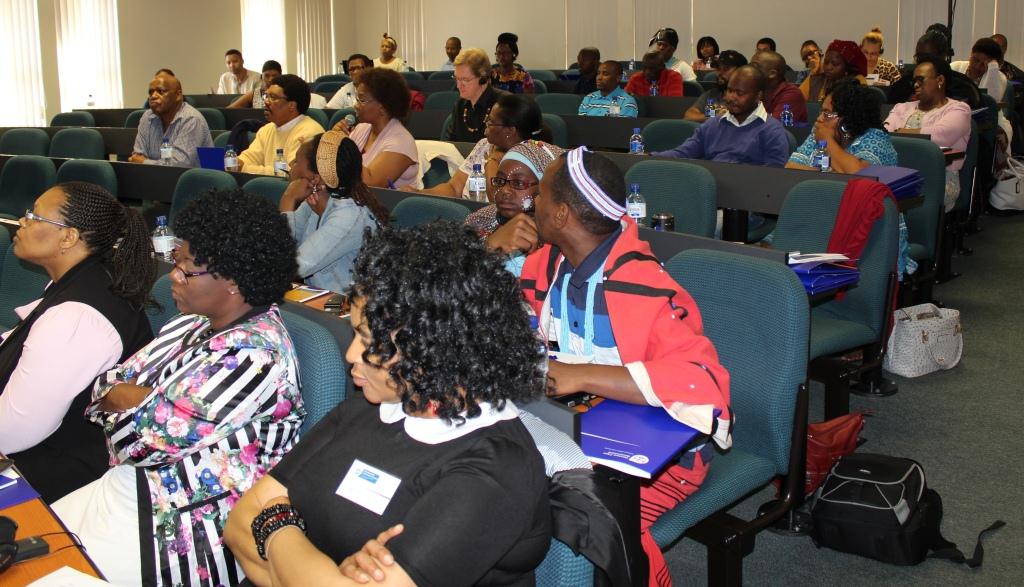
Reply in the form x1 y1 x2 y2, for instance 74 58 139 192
336 459 402 515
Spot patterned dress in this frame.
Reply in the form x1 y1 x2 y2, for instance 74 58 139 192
491 64 535 94
64 306 304 586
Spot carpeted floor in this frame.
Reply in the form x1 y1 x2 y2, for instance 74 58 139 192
663 214 1024 586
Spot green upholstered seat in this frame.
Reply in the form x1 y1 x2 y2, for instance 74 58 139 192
0 129 50 156
124 109 146 128
891 137 946 266
49 128 105 160
427 70 454 80
535 94 583 116
279 309 348 433
400 71 424 82
313 74 349 85
542 113 568 147
624 160 717 237
642 119 700 153
55 159 118 196
424 91 459 112
197 108 227 131
0 241 51 329
532 80 548 94
145 274 178 334
390 196 469 228
535 539 593 587
305 108 329 130
50 111 95 127
683 81 703 97
0 155 57 219
168 168 237 222
313 81 344 93
527 69 557 81
243 176 289 208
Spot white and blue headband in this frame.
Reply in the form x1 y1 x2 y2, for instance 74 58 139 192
566 147 625 220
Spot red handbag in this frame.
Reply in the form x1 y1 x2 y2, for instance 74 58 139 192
804 412 865 496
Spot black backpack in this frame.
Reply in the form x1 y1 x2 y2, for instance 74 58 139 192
811 453 1004 567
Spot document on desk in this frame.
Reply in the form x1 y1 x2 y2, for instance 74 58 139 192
579 399 704 478
0 469 40 509
28 566 110 585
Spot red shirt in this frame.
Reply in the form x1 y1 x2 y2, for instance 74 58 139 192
625 69 683 97
763 81 807 123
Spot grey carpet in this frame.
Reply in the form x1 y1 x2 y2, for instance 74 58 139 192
663 214 1024 586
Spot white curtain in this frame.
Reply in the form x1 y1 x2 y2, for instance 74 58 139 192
241 0 287 73
294 0 335 80
54 0 124 111
1 0 46 126
386 0 425 71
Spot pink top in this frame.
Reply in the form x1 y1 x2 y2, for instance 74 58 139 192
883 99 972 171
0 298 122 454
349 118 420 188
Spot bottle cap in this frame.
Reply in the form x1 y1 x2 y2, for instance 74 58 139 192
630 183 640 192
472 163 482 172
156 215 167 225
633 127 641 133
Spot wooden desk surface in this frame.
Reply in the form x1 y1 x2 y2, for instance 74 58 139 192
0 498 103 585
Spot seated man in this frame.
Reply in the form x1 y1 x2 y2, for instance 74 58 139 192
238 74 324 176
653 65 790 166
130 73 212 167
440 36 461 71
684 49 746 122
573 47 601 95
227 60 282 109
521 147 731 587
625 51 683 97
649 27 697 81
578 61 638 117
751 50 808 123
327 53 371 110
218 49 261 95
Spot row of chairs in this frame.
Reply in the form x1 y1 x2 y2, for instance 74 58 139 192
0 128 105 161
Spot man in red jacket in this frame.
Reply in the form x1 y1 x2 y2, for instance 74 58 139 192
625 51 684 97
521 147 731 587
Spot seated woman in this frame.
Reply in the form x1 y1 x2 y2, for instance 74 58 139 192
0 182 155 503
795 39 823 85
691 35 720 72
53 190 305 586
491 32 535 94
861 28 901 85
788 81 916 278
227 60 282 109
225 222 552 586
282 132 389 292
800 39 867 102
331 68 419 188
374 34 409 72
884 55 971 211
411 94 549 200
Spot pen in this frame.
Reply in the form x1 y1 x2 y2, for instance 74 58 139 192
387 179 396 190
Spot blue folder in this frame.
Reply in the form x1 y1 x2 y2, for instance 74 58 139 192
856 166 923 199
792 262 860 295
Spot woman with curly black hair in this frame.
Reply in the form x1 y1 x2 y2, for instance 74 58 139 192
282 131 388 292
787 79 896 173
53 189 305 586
226 222 552 587
0 182 155 503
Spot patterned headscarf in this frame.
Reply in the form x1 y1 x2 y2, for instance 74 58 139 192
315 130 345 188
501 140 565 180
828 40 868 77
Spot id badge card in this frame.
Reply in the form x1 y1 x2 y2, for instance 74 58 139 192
336 459 402 515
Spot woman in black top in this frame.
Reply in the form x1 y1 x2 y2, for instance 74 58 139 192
447 47 508 142
0 182 155 502
226 222 552 586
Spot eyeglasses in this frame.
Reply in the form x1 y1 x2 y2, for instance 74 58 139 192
484 117 509 128
170 264 212 285
264 93 290 103
801 51 823 63
821 110 841 120
455 76 477 84
355 95 376 105
24 209 71 228
491 176 538 190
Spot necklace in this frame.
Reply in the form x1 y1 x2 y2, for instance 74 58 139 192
462 104 484 133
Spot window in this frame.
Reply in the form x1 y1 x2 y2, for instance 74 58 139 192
54 0 124 110
241 0 287 74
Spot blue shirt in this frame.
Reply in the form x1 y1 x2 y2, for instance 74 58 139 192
132 102 213 167
653 104 790 167
547 231 621 364
788 127 897 167
577 87 639 118
285 197 378 292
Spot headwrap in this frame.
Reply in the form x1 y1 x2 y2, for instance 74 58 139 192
566 147 625 220
827 40 868 77
502 140 564 181
315 130 345 189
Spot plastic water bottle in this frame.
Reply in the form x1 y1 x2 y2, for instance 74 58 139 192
897 58 905 72
608 98 621 117
467 163 487 202
160 139 173 165
86 94 95 107
705 98 717 119
627 59 636 81
819 144 832 173
781 104 794 127
274 148 288 177
151 216 175 263
650 83 659 97
224 145 239 172
629 127 644 154
626 183 647 226
811 140 825 169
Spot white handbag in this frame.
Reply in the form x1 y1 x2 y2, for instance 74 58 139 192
883 303 963 378
989 156 1024 211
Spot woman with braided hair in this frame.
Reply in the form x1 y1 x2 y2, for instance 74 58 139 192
0 182 156 502
281 132 388 292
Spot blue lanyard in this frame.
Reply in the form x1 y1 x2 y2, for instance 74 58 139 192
558 268 602 356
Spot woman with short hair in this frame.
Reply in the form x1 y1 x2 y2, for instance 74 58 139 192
0 182 155 503
691 36 720 72
373 33 409 72
52 189 305 586
448 48 505 143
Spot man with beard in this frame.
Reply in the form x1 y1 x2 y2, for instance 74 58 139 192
237 74 324 176
658 65 789 166
130 73 212 167
684 49 747 122
751 49 808 122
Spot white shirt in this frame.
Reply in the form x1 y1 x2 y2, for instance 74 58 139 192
326 81 357 109
440 60 455 72
724 102 769 128
309 93 327 109
217 69 261 95
951 60 1008 103
0 299 122 454
374 57 409 72
378 400 519 444
666 56 697 82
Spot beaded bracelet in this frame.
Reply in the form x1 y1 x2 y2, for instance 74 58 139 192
250 503 292 537
252 504 307 560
